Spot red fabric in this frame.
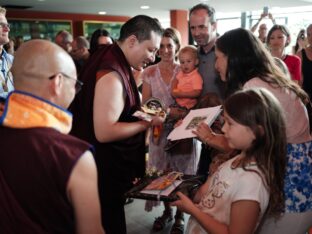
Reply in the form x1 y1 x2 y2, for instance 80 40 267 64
283 54 302 81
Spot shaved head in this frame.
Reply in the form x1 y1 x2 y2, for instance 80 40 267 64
12 39 76 87
11 39 77 107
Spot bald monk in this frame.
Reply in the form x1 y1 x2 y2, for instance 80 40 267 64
0 39 104 234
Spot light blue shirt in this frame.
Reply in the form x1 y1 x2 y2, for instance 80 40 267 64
0 49 14 99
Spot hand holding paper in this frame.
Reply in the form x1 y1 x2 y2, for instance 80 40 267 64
167 105 222 141
192 122 214 143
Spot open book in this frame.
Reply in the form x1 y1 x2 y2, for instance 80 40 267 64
167 105 222 141
140 180 182 197
125 174 204 202
141 172 183 197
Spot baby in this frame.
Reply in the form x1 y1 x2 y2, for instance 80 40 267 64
171 45 203 110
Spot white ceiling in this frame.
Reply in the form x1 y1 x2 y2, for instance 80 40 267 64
1 0 312 25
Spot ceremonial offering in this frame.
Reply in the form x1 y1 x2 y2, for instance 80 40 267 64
133 97 166 122
125 173 204 202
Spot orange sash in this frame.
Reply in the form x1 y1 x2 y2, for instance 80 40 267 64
0 91 72 134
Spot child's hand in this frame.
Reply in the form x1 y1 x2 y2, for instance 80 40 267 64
170 192 196 214
192 122 215 143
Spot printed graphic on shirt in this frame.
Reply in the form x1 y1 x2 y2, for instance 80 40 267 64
200 170 229 208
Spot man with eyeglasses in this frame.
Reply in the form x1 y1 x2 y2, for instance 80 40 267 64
71 36 90 75
0 39 104 234
0 6 14 99
55 30 73 53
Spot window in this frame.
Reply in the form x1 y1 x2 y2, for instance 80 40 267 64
8 19 72 41
83 21 123 40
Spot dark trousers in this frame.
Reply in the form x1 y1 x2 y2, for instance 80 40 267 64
196 144 213 181
97 168 128 234
100 192 127 234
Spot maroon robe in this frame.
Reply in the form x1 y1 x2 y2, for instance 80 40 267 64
70 43 145 234
0 127 91 233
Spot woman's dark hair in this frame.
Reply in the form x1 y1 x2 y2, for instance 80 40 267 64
294 29 305 54
224 88 286 216
216 28 309 103
267 24 291 47
89 29 113 54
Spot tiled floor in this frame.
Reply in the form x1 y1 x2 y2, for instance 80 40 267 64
125 199 190 234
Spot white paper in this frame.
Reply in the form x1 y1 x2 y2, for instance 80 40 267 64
167 105 222 141
140 180 182 196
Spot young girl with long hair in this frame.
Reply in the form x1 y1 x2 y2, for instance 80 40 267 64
172 88 286 233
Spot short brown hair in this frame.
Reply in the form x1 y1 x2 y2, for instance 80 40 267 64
189 3 216 24
118 15 163 43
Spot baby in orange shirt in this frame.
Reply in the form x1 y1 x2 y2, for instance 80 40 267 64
171 45 203 110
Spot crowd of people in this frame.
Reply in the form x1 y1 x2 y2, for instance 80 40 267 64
1 3 312 234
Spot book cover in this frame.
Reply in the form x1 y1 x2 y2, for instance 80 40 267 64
167 105 222 141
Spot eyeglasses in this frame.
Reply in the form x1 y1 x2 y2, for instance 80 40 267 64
49 72 83 94
0 22 10 29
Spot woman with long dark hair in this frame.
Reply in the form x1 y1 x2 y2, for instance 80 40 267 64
89 29 113 55
193 28 312 234
297 24 312 99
